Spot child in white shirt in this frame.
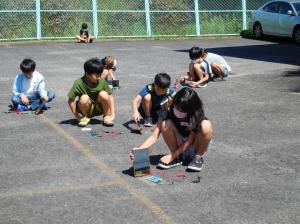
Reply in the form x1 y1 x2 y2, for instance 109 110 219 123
11 59 55 111
175 47 212 88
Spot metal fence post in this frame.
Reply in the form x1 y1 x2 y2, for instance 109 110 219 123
194 0 200 36
92 0 98 38
36 0 41 40
144 0 152 37
242 0 247 30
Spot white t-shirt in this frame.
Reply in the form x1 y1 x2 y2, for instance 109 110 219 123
23 71 43 97
205 53 231 72
13 71 46 97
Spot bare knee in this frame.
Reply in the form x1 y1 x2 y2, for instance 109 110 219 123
194 65 204 78
200 120 213 141
211 63 218 69
193 63 199 70
189 63 195 70
98 91 109 102
161 120 174 133
211 63 222 76
79 94 90 105
142 94 151 103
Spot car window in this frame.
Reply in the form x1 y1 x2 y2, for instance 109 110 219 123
278 2 293 14
263 2 279 13
292 2 300 15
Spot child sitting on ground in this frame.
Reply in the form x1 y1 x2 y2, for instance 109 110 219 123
130 87 213 172
200 48 231 80
75 23 94 43
67 58 115 127
131 73 176 127
175 47 212 88
11 58 55 111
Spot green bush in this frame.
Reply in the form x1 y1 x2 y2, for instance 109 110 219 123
0 0 253 40
200 13 243 34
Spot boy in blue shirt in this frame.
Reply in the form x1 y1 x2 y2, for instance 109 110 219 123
11 58 55 111
131 73 175 127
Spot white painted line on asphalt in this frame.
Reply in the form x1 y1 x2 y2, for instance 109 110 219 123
40 114 176 224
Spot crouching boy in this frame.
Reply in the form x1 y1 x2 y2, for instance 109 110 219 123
68 58 115 127
131 73 175 127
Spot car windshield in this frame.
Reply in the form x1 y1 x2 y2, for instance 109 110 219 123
293 2 300 14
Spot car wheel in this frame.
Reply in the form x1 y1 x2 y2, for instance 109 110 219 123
293 27 300 44
253 23 263 39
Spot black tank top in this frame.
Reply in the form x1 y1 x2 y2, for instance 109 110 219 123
167 107 207 138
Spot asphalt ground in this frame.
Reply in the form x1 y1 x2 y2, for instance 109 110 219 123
0 37 299 224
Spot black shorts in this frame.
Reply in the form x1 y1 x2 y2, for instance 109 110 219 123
138 104 160 123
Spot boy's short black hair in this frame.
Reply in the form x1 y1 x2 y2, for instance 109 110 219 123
154 73 171 89
20 58 36 73
84 58 103 75
189 47 204 60
82 23 88 29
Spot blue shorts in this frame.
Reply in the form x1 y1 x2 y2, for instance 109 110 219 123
181 137 212 162
181 137 195 162
221 66 229 78
182 145 196 162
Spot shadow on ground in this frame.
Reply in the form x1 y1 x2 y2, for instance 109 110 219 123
283 68 300 77
283 68 300 93
123 120 142 134
175 41 300 66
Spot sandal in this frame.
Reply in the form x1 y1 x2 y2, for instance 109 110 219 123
78 117 90 127
103 115 114 127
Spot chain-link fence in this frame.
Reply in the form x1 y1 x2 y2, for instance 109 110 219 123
0 0 270 41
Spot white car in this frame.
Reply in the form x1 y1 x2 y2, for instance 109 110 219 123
250 0 300 43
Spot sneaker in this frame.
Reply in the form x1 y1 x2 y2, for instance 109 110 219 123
42 102 48 110
143 117 153 127
210 77 217 82
157 158 182 169
17 104 29 111
195 83 207 88
78 117 90 127
187 156 204 171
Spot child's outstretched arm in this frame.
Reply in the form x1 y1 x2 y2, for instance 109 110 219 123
130 124 161 161
140 124 160 148
131 95 142 122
